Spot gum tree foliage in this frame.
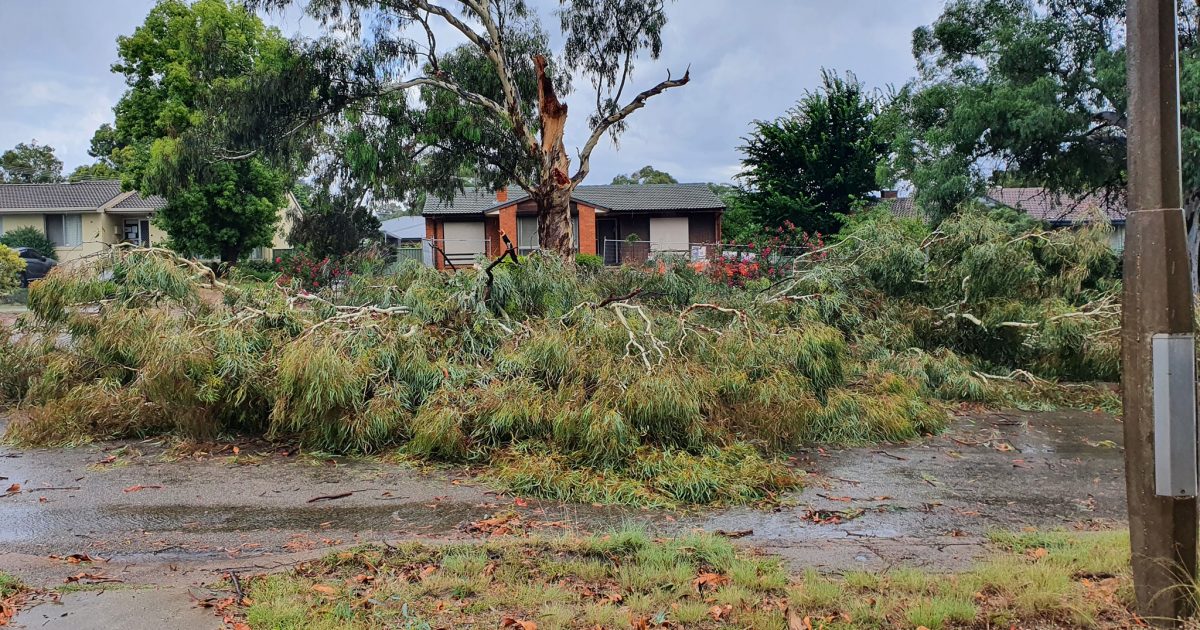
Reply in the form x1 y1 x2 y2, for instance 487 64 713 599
737 70 888 236
287 182 382 259
611 165 677 185
101 0 291 263
0 141 64 184
226 0 689 257
886 0 1200 286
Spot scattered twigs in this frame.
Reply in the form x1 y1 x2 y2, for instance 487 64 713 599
678 303 748 336
428 241 457 271
611 302 668 371
596 287 643 309
306 491 354 503
484 233 520 301
973 369 1051 385
229 570 246 605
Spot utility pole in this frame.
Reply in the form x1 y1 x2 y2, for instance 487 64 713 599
1123 0 1197 625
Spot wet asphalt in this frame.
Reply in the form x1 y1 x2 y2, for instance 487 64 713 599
0 409 1126 628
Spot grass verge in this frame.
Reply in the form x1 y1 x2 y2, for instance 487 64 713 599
237 529 1141 629
0 572 28 625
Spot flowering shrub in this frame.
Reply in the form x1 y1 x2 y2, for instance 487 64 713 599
274 252 354 292
708 221 826 287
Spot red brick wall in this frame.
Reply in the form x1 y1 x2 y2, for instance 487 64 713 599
577 204 597 255
498 204 517 251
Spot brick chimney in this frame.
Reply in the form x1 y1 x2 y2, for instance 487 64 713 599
496 188 508 202
881 190 899 199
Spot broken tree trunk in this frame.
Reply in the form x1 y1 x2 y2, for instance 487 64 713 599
533 54 574 258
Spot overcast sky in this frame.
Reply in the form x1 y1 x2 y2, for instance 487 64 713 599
0 0 944 186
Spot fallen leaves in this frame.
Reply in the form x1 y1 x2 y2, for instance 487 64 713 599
708 604 733 620
691 572 730 593
801 508 864 525
501 617 537 630
64 572 122 585
310 584 337 596
122 484 163 493
49 553 99 564
3 484 19 496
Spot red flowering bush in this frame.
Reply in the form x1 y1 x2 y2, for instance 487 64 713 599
274 251 355 292
708 221 826 287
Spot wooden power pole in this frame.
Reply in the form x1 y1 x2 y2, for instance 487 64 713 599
1123 0 1198 625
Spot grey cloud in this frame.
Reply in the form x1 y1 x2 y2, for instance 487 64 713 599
0 0 945 185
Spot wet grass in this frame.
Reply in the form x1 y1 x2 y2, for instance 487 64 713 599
237 529 1143 629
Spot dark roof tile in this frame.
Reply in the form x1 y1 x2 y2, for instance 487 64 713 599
0 180 165 210
423 183 725 216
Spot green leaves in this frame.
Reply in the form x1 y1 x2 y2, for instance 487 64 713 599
738 70 886 236
105 0 290 261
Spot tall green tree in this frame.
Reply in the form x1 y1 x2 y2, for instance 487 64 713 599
224 0 689 257
737 70 887 236
102 0 291 262
612 165 678 185
0 141 64 183
889 0 1200 288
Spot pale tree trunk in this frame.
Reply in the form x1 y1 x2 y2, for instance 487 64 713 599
533 54 574 257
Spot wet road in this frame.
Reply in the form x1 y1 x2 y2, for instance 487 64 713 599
1 409 1126 628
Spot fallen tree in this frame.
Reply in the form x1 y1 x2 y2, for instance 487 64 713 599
0 208 1121 505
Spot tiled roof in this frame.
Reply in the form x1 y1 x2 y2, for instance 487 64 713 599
877 187 1125 225
111 191 167 210
0 180 165 211
423 183 726 216
983 187 1125 225
572 183 725 212
877 196 926 221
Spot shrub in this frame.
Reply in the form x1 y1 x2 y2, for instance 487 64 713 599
575 253 604 271
0 245 25 295
0 226 57 259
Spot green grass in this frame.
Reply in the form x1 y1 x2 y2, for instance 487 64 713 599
235 529 1148 629
0 572 23 599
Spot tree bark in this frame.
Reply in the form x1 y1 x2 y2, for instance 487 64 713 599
220 246 240 266
533 54 574 257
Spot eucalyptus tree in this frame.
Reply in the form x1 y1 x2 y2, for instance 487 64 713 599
230 0 689 256
888 0 1200 286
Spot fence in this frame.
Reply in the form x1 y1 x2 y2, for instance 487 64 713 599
601 239 815 267
424 238 490 269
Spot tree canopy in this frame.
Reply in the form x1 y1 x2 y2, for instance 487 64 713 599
886 0 1198 221
612 165 678 185
101 0 291 262
737 70 887 236
0 141 64 184
220 0 689 256
287 183 382 259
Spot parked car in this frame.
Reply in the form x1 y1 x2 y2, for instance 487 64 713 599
16 247 55 287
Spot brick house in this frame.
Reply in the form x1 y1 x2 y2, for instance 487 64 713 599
422 183 726 268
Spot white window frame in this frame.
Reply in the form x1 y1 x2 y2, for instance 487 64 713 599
45 213 83 248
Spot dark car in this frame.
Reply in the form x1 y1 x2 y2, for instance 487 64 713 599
15 247 56 287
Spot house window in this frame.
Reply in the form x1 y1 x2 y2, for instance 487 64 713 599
517 215 539 255
517 215 581 254
45 214 83 248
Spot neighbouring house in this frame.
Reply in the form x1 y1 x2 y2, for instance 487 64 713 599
381 215 426 247
879 187 1127 251
0 180 297 262
381 215 427 265
422 183 726 268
